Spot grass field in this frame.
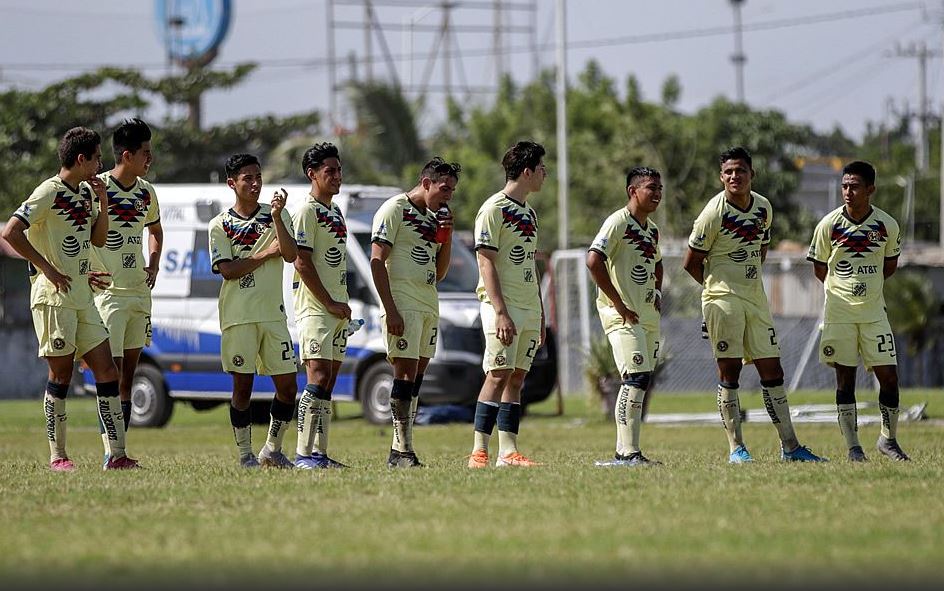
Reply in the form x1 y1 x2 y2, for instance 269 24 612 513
1 389 942 589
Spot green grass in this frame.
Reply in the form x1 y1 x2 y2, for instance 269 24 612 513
1 390 942 588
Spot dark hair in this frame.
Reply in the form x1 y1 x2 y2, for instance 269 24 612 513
225 153 260 179
419 157 461 182
719 146 753 169
301 142 341 176
842 160 876 186
626 166 661 188
112 118 152 162
502 140 546 181
57 127 100 168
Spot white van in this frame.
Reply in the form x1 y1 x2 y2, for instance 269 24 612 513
83 183 557 426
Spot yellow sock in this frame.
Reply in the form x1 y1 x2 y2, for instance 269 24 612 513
97 396 126 458
762 385 798 449
717 385 743 453
837 403 860 448
497 430 518 457
312 398 332 455
295 390 317 457
390 398 411 452
43 394 67 461
880 404 899 439
233 426 252 459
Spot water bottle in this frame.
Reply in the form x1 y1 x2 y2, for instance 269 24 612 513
435 206 452 243
347 318 365 336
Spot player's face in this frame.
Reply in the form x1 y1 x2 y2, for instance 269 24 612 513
228 164 263 202
841 174 874 211
720 159 753 198
124 141 153 177
629 176 663 214
312 157 342 197
77 144 104 181
527 160 548 192
426 175 457 210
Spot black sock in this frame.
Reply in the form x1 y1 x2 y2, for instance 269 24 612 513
121 400 132 431
474 401 500 435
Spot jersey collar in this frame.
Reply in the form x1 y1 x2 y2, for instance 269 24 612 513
841 206 874 225
228 205 261 220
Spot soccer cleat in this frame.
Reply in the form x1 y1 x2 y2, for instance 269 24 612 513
239 453 261 468
595 451 661 467
49 458 75 472
728 445 753 464
848 446 868 462
295 453 349 469
467 449 489 468
387 449 423 468
876 436 910 461
258 449 295 469
495 451 543 467
782 444 828 463
103 455 140 470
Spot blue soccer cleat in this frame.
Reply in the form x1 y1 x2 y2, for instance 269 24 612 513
295 452 349 469
239 453 261 468
729 445 753 464
782 444 828 462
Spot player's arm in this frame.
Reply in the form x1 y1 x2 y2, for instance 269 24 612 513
682 248 707 285
811 261 828 283
145 221 163 289
586 249 637 324
760 243 768 264
88 177 109 248
434 236 452 282
370 241 403 335
477 248 516 345
215 251 277 280
883 256 898 279
294 247 350 319
1 217 72 292
654 260 664 312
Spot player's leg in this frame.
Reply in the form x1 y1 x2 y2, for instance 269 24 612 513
119 303 151 430
861 319 908 461
83 340 137 469
222 324 260 467
834 363 865 461
256 321 299 469
32 305 76 470
296 315 336 465
403 312 437 462
119 349 143 430
469 367 510 467
704 299 749 462
383 311 424 467
494 310 542 467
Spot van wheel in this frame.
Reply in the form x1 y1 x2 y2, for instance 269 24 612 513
130 364 173 428
359 362 393 425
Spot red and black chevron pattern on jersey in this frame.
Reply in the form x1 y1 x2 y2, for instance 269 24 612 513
108 187 151 228
316 206 347 243
721 207 767 245
623 224 658 260
831 220 887 258
51 190 92 231
223 212 273 251
402 208 437 246
501 205 537 242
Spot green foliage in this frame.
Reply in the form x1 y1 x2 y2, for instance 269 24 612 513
885 270 941 354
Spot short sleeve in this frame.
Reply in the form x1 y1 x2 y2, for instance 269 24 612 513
474 204 502 251
652 225 662 264
884 217 901 259
12 183 54 227
293 206 315 252
761 203 773 246
371 200 399 246
807 218 831 264
688 207 716 253
144 183 161 226
208 218 233 274
588 215 621 261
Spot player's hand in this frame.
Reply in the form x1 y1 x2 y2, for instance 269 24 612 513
385 310 405 337
143 266 158 289
261 240 282 259
328 300 352 320
539 322 546 348
87 176 107 202
88 270 111 291
700 321 709 340
654 290 662 313
271 188 287 215
44 266 72 293
495 311 517 346
616 301 639 325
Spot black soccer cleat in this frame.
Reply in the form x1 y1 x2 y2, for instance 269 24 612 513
876 436 910 461
847 446 868 462
387 448 424 468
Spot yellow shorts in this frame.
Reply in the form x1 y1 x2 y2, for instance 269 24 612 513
298 314 348 362
481 303 542 373
31 304 109 358
382 309 438 361
703 296 780 363
221 321 297 375
94 293 151 357
819 319 897 370
605 322 661 378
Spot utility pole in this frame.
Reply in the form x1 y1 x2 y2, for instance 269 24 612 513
556 0 568 251
494 0 504 86
729 0 747 103
890 42 940 171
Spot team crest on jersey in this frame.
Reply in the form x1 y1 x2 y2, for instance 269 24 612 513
396 338 408 351
632 353 644 366
831 220 888 258
623 224 658 260
308 340 321 355
720 207 767 245
52 191 93 231
317 206 347 243
402 208 437 246
108 188 151 228
500 205 537 242
823 346 834 357
232 355 244 367
495 354 507 366
223 212 272 252
717 341 729 352
52 338 65 350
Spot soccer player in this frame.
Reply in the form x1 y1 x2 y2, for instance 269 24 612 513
370 157 459 468
89 118 162 431
587 167 664 466
2 127 138 470
467 141 547 468
682 146 826 463
292 142 352 469
807 161 908 462
209 154 298 468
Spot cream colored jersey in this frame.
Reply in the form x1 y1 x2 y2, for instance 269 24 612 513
292 198 349 319
589 208 661 330
208 204 293 330
13 176 98 310
688 191 772 302
371 193 441 315
808 205 901 324
473 192 540 310
90 172 160 298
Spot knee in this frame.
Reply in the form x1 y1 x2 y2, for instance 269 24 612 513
507 373 526 392
485 370 511 390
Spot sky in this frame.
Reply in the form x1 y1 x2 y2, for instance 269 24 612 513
0 0 941 141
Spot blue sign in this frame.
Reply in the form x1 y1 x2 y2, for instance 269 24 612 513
154 0 232 64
